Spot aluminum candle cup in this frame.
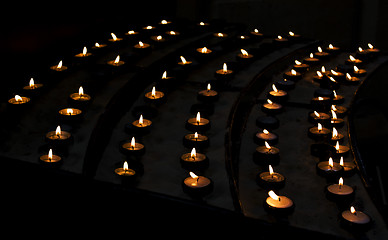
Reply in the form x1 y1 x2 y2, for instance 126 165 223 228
120 138 145 157
182 172 213 198
316 158 343 180
261 99 282 115
254 129 278 145
185 112 210 132
114 161 137 184
257 166 285 190
340 206 371 231
183 132 209 149
253 142 280 166
264 190 294 215
308 123 330 141
180 148 209 170
326 177 354 203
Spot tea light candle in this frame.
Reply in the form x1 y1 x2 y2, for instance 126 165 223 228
283 69 302 81
39 149 62 165
74 46 92 58
353 66 367 77
257 165 285 189
215 63 233 80
134 41 151 54
144 86 165 105
314 46 330 59
108 33 123 43
267 84 288 103
250 28 264 38
183 132 209 149
341 206 371 229
186 112 210 132
287 31 301 41
264 190 294 214
346 55 363 66
273 35 288 46
293 60 309 73
332 141 350 158
331 104 348 118
114 161 136 184
178 56 192 67
366 43 380 55
308 123 330 141
214 32 228 38
180 148 209 170
330 110 344 128
107 55 125 67
50 60 67 72
328 69 345 82
316 157 343 179
254 129 278 145
308 111 330 125
166 30 180 37
345 73 361 85
261 99 282 115
332 90 344 104
69 86 91 107
197 83 219 103
150 35 166 44
23 78 43 92
330 127 344 144
303 53 320 65
120 137 145 157
326 177 354 202
92 42 107 51
45 125 72 146
237 49 254 64
310 96 331 111
58 108 82 123
182 172 213 197
8 94 30 105
159 70 177 87
253 141 280 166
196 46 212 55
340 157 357 176
130 114 152 135
326 43 340 54
125 30 139 37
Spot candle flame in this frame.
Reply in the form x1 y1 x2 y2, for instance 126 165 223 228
139 114 143 125
48 149 53 160
329 76 337 83
267 99 273 105
309 53 314 58
57 60 63 69
329 44 334 49
29 78 35 88
277 35 282 40
346 73 352 80
254 29 259 33
314 111 320 118
317 71 323 78
123 161 129 171
207 83 211 91
321 66 326 73
190 148 197 158
139 41 144 47
331 70 339 76
295 60 302 65
332 127 338 138
146 26 153 29
79 86 84 96
264 141 271 149
318 123 322 131
199 22 205 26
331 105 337 111
240 49 248 56
318 97 324 101
201 47 208 53
331 110 337 119
268 190 280 201
55 125 61 136
349 55 356 61
156 35 162 41
196 112 201 123
358 47 363 52
114 55 120 64
66 108 73 115
130 137 136 148
194 132 198 139
223 63 227 72
272 84 278 92
350 206 356 214
291 69 297 75
333 90 337 98
335 141 340 151
128 30 135 35
162 71 167 79
289 31 295 36
340 156 344 166
269 165 274 175
318 46 323 53
169 31 176 35
180 56 187 64
14 95 22 102
82 46 87 56
189 171 198 179
329 157 334 168
161 20 168 24
151 86 156 97
217 33 224 37
263 129 269 135
338 177 343 186
368 43 374 49
111 33 117 41
354 66 359 72
95 42 100 47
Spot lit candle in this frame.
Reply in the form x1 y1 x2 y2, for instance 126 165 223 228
273 35 289 46
159 19 172 25
326 177 354 202
346 54 363 66
144 86 165 105
23 78 43 92
8 94 30 105
287 31 301 40
58 107 82 123
331 104 347 118
196 46 212 55
330 110 344 128
166 30 180 37
340 157 357 176
125 29 139 36
108 32 123 43
186 112 210 132
366 43 380 55
50 60 67 72
180 148 209 170
75 46 92 58
308 111 330 125
332 141 350 158
134 41 151 54
159 70 176 87
213 32 227 38
215 62 233 81
69 86 91 107
268 84 288 103
150 35 166 44
236 49 254 64
316 157 343 179
182 171 213 197
197 21 209 27
293 60 309 73
130 114 152 135
303 53 320 65
330 127 344 144
332 90 344 104
197 83 219 102
250 28 263 38
264 190 294 214
341 206 371 229
313 66 326 83
253 141 280 166
326 43 340 54
314 46 330 59
328 69 345 82
39 148 62 165
107 55 125 67
120 137 145 157
283 69 302 81
114 161 136 184
254 129 278 145
178 56 192 66
261 99 282 115
308 122 330 140
257 165 285 189
45 125 72 146
353 65 367 77
183 132 209 149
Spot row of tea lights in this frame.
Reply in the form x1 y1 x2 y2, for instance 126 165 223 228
253 42 379 227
